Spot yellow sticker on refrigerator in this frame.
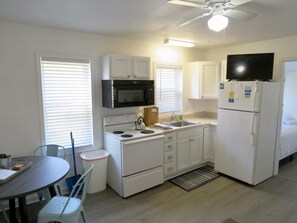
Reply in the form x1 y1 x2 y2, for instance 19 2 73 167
228 91 234 103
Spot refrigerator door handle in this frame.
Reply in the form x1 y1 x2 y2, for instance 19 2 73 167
253 84 259 112
250 114 258 145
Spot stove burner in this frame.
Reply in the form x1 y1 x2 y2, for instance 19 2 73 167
140 130 155 134
121 134 133 138
113 131 124 134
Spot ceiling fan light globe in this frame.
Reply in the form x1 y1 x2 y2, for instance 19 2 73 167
208 15 229 32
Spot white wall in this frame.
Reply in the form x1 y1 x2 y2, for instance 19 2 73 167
206 35 297 81
0 21 206 159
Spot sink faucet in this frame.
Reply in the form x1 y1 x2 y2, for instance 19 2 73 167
170 111 179 121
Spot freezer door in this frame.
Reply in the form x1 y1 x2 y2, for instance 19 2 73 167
218 81 261 112
215 109 258 184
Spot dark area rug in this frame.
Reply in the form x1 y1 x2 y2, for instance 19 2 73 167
222 218 238 223
169 166 220 191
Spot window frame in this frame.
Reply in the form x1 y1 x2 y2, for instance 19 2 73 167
36 53 96 149
154 63 183 115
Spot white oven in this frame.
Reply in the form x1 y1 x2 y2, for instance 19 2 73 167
103 114 164 198
122 135 163 175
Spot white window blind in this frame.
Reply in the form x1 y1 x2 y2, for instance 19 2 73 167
40 57 93 148
155 64 183 113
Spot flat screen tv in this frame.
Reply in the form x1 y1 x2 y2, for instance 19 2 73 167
226 53 274 81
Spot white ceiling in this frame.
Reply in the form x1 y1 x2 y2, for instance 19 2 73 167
0 0 296 49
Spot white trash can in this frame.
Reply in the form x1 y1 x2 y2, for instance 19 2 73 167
80 149 109 194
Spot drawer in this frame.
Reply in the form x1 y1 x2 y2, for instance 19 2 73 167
164 162 176 176
164 141 176 152
164 150 176 164
164 132 176 142
178 127 203 140
123 166 163 198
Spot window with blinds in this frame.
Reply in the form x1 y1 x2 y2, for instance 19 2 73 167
155 64 183 113
40 57 93 148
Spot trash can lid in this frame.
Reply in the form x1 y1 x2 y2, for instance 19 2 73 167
80 149 109 161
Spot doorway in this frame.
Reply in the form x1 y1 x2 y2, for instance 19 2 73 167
279 60 297 163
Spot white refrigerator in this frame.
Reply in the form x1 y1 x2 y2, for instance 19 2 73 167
215 81 280 185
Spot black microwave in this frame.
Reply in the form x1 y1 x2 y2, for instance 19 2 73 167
102 80 154 108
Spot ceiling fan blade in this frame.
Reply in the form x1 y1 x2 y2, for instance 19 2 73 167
177 11 212 27
225 9 257 20
167 0 205 8
228 0 253 7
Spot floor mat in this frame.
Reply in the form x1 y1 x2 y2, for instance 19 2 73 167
169 166 220 192
222 218 238 223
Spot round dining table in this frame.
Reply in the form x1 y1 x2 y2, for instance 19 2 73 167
0 156 70 223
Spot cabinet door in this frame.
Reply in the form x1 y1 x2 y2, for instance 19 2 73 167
200 61 221 99
203 126 216 163
177 137 203 170
189 136 203 166
133 56 150 79
221 60 227 81
110 55 132 79
177 139 190 171
189 61 221 99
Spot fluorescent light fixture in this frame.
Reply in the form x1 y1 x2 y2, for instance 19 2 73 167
208 15 229 32
164 39 195 47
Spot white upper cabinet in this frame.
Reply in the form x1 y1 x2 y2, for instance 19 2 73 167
221 60 227 81
189 61 221 99
133 56 150 79
103 54 150 80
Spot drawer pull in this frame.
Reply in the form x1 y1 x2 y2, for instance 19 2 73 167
167 167 173 171
168 155 173 160
168 136 173 140
167 145 172 149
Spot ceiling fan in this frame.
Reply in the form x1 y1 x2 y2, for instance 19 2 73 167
168 0 257 32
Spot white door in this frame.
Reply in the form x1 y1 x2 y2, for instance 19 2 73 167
215 109 258 184
218 81 261 112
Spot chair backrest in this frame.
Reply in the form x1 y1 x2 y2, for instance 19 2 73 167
34 144 66 159
60 165 93 216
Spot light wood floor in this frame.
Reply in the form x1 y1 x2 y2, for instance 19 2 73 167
3 157 297 223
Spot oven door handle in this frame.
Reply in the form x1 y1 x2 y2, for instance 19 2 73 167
123 134 164 145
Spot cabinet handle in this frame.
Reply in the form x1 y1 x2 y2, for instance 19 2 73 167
167 145 172 149
168 136 172 140
167 167 173 171
168 155 173 160
128 75 130 77
134 75 137 77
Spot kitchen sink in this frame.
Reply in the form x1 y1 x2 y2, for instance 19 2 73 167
168 121 197 127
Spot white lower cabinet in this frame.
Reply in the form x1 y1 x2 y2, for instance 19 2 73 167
163 126 214 180
203 125 217 163
177 127 203 171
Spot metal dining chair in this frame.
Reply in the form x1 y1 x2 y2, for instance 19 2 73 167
37 165 93 223
0 201 9 223
34 144 67 202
